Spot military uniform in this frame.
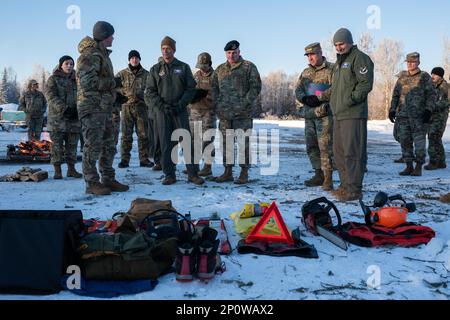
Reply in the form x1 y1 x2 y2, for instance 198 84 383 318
427 79 449 167
211 57 261 170
189 54 216 169
389 55 436 169
144 57 200 181
45 68 80 167
19 81 47 141
295 43 334 189
116 65 150 165
76 36 117 187
330 41 374 199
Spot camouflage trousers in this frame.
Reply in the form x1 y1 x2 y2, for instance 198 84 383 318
396 117 427 164
305 116 333 172
26 116 44 141
120 104 150 164
190 109 217 165
148 113 161 165
112 110 120 147
427 111 448 164
393 120 400 142
219 118 253 168
49 131 79 165
81 113 116 185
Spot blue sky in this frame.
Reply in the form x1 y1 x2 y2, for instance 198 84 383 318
0 0 448 83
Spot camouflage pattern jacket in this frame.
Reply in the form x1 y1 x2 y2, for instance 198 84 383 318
190 69 214 112
434 79 449 114
390 69 436 118
76 36 116 119
211 57 262 120
19 90 47 119
116 65 149 108
45 68 80 133
295 59 334 119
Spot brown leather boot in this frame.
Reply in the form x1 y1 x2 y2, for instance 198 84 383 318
102 179 130 192
162 175 177 185
53 165 63 180
304 169 324 187
235 168 249 185
424 162 438 170
67 163 82 178
399 162 414 176
440 192 450 203
86 182 111 196
322 170 333 191
188 175 205 185
215 167 233 183
198 164 212 177
411 162 423 176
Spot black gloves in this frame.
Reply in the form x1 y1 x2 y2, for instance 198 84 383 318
422 110 432 124
63 107 78 120
115 92 129 105
191 89 209 104
389 111 396 123
301 95 321 108
114 77 123 88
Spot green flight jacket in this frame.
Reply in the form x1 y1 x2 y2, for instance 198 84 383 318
330 45 374 120
144 58 196 113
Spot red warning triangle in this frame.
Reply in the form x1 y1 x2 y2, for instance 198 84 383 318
245 202 294 245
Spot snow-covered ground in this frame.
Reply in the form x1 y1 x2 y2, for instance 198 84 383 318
1 119 449 300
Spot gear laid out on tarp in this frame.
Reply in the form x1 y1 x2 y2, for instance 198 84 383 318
336 192 435 247
301 197 348 251
236 202 318 259
337 222 435 247
230 202 281 238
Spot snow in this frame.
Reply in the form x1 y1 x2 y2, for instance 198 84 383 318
0 104 19 112
0 119 450 300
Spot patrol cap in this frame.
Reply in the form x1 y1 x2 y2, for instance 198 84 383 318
304 42 322 56
196 52 212 69
405 52 420 62
224 40 240 51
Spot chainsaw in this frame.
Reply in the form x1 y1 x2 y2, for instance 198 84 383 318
359 192 416 228
301 197 348 251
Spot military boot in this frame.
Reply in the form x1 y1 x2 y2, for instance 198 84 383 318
437 161 447 169
152 163 162 171
394 157 404 163
440 192 450 203
53 165 63 180
67 163 82 178
399 162 414 176
198 164 212 177
86 182 111 196
188 175 205 186
304 169 324 187
322 170 334 191
424 162 438 170
102 179 129 192
411 162 423 176
215 167 234 183
162 175 177 185
331 184 345 197
234 167 249 185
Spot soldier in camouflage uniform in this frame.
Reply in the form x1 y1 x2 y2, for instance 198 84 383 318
295 42 334 191
425 67 449 170
116 50 153 168
144 36 204 186
19 79 47 141
389 52 436 177
189 52 216 177
76 21 129 195
211 41 262 184
45 56 82 180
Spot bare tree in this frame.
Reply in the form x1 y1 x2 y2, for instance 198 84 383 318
261 70 297 117
358 32 375 56
371 38 404 119
321 32 336 63
442 35 450 79
22 64 50 93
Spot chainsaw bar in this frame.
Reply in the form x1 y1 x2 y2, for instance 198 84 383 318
317 225 348 251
